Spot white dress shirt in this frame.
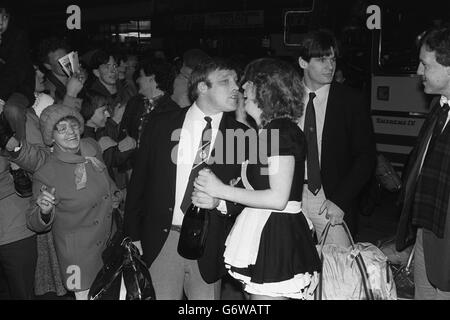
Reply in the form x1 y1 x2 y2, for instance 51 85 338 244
298 84 331 179
172 103 223 226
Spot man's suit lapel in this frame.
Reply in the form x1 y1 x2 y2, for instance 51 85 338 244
167 108 189 203
321 82 339 164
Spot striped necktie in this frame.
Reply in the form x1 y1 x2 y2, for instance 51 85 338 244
180 116 213 213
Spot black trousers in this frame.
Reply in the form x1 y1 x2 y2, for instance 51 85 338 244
0 235 37 299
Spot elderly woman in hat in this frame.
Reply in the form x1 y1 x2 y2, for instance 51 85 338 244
25 104 120 300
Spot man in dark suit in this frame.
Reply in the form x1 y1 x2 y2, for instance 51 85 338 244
297 30 376 245
396 26 450 300
124 58 248 299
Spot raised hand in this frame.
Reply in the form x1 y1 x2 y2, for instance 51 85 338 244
37 186 56 215
66 73 85 97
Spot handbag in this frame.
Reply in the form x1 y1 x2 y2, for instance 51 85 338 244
88 209 155 300
315 222 397 300
375 154 402 192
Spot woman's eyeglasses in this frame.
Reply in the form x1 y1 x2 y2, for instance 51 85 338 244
54 122 80 135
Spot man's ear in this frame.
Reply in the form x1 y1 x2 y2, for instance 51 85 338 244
93 69 100 78
197 81 208 94
298 57 309 70
43 63 52 71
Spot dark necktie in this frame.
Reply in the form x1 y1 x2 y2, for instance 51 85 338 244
304 92 322 195
180 116 213 213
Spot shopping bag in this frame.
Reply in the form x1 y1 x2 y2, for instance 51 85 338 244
315 222 397 300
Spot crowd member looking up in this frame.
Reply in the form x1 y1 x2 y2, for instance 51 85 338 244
171 48 210 108
396 26 450 300
296 30 376 245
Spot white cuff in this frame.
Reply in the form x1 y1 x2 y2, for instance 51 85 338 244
216 200 228 215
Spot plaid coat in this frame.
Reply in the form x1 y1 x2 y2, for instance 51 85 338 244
396 98 450 251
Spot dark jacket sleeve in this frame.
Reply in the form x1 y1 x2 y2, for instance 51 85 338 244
0 28 31 101
123 119 155 241
328 92 377 212
102 145 133 169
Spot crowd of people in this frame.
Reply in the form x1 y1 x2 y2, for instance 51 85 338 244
0 3 450 300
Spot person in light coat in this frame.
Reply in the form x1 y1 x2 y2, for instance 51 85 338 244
22 104 120 300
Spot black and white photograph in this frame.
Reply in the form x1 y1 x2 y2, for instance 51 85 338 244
0 0 449 311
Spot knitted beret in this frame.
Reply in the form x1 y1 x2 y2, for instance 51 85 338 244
39 104 85 146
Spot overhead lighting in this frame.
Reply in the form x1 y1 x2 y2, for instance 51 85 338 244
117 32 151 38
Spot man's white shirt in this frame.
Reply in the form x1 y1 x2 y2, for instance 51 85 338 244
298 84 331 180
172 103 223 226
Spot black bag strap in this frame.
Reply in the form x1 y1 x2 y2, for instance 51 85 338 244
315 222 375 300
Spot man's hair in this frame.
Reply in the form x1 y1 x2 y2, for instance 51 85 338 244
188 57 236 102
183 48 210 69
419 26 450 67
38 37 71 64
89 50 113 71
134 57 176 95
297 29 339 62
80 92 108 122
242 58 304 126
0 2 13 14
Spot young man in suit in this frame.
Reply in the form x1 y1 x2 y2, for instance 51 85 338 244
297 30 376 245
124 58 249 300
396 26 450 300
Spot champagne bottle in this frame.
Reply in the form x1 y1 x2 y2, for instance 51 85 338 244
177 203 210 260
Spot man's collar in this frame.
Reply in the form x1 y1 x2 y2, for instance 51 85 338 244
440 95 449 106
303 82 331 99
189 102 223 124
